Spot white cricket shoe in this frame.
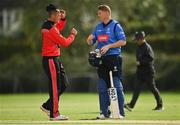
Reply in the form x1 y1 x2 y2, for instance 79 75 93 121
96 114 110 119
40 106 50 116
49 115 69 121
109 115 125 119
119 115 125 119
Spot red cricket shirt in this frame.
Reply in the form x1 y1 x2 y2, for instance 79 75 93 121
41 19 75 56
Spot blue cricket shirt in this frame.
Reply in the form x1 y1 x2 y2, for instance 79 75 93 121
92 19 126 56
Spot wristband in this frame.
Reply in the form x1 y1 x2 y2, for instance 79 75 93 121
71 33 76 36
61 18 66 21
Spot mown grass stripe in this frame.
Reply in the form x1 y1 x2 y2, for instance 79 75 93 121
1 120 180 124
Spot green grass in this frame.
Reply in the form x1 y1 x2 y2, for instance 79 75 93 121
0 92 180 125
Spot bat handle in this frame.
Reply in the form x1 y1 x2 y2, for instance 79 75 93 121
109 71 114 88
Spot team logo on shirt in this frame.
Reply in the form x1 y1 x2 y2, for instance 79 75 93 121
98 34 109 42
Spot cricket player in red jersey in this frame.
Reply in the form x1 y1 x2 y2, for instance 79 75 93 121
40 4 77 120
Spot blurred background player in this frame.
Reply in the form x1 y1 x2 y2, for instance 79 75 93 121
40 4 77 120
87 5 126 119
124 31 163 111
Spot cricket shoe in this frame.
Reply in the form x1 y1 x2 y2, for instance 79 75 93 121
153 106 164 111
96 114 111 119
49 115 69 121
40 105 50 116
119 115 125 119
124 103 133 111
110 115 125 119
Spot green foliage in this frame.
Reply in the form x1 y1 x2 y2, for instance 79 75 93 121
19 0 180 54
0 54 47 93
155 53 180 90
125 33 180 54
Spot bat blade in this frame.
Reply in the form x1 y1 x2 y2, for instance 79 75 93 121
109 87 120 119
109 71 120 119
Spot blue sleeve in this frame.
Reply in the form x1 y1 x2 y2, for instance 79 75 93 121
92 26 98 45
115 24 126 41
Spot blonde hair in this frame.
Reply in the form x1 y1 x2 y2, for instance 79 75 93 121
98 5 111 14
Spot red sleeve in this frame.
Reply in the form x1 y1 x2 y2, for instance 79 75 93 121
49 27 75 48
55 19 66 31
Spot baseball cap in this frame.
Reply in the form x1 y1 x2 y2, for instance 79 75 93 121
134 31 146 40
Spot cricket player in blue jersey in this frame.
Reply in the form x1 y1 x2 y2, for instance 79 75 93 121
87 5 126 119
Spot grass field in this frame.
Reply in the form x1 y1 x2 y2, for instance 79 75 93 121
0 92 180 125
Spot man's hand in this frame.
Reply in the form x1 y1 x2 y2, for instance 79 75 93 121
101 45 110 55
71 28 78 36
87 34 95 45
60 9 66 20
136 61 140 66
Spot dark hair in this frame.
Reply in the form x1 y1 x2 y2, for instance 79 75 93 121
98 5 111 13
46 4 57 12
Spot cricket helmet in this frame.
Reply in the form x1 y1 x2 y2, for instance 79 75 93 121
88 49 102 67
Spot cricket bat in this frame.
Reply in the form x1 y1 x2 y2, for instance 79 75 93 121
109 71 120 119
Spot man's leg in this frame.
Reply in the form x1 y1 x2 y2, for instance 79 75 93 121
98 78 110 117
103 55 125 116
113 56 125 116
42 57 59 118
42 100 50 111
146 75 163 109
48 58 69 120
113 76 125 116
104 55 125 116
97 67 110 117
42 60 68 112
41 58 50 114
58 61 68 96
129 76 143 109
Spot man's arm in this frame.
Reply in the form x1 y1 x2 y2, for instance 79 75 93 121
55 19 66 31
86 34 95 45
55 10 66 31
49 27 77 48
101 40 126 55
86 26 98 45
